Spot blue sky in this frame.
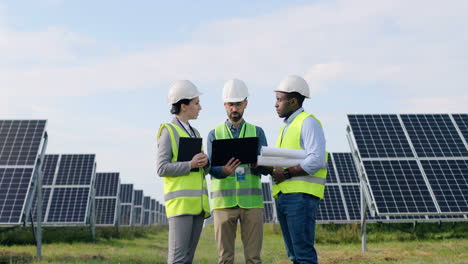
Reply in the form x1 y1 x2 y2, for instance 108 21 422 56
2 0 467 202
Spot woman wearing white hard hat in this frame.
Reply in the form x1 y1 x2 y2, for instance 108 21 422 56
156 80 211 264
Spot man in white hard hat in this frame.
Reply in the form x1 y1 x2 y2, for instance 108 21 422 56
207 78 269 264
270 75 327 264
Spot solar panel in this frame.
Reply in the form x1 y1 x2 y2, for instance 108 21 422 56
95 173 120 226
341 185 362 221
119 204 132 225
134 190 143 206
40 154 96 225
155 201 160 224
47 187 90 223
262 182 275 223
31 187 51 221
0 120 47 166
332 153 359 183
42 154 59 185
143 196 151 210
400 114 468 158
0 168 34 224
420 160 468 213
341 185 387 222
55 154 95 185
347 113 468 217
317 185 347 221
264 203 274 223
262 182 273 202
119 184 134 226
0 120 47 226
95 173 120 197
452 114 468 143
95 198 117 225
348 114 413 158
132 190 144 225
119 184 134 204
133 207 143 225
142 196 151 226
151 199 156 225
326 153 338 183
363 160 437 215
143 211 150 226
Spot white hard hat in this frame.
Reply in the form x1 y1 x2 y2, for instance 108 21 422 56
167 80 203 104
275 75 310 98
222 78 249 103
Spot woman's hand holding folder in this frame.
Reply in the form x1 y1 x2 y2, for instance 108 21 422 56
190 152 209 168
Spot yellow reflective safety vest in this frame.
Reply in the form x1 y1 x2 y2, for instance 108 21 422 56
210 122 263 209
157 123 210 218
272 111 328 199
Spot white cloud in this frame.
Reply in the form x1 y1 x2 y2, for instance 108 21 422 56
0 26 95 66
402 94 468 113
2 0 468 200
1 0 467 101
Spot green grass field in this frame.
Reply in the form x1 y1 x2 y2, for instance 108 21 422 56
0 223 467 263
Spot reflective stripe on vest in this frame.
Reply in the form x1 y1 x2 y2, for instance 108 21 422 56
210 122 264 209
164 188 209 201
157 123 211 218
272 111 328 199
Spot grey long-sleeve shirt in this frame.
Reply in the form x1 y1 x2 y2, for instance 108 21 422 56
156 118 209 177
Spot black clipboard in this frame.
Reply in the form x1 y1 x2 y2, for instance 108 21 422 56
177 138 202 171
211 137 259 166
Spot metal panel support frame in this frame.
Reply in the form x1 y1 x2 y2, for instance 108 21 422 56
346 125 375 252
31 132 48 260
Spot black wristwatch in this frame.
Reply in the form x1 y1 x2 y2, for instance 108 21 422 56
283 168 291 179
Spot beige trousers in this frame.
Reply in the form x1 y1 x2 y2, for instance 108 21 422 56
213 208 263 264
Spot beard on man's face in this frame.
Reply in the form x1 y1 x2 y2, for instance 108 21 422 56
229 111 243 122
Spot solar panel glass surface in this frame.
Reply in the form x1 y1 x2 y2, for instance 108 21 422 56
0 120 46 225
363 160 437 215
96 198 117 225
55 154 95 185
42 155 59 185
143 196 151 210
401 114 468 157
0 168 34 223
133 207 142 224
452 114 468 143
333 153 359 183
317 185 347 221
421 159 468 213
264 203 274 223
326 153 338 183
31 187 51 221
134 190 143 206
348 114 414 158
0 120 46 166
47 187 90 223
119 184 133 203
95 173 119 197
119 204 132 225
262 182 272 201
144 211 150 225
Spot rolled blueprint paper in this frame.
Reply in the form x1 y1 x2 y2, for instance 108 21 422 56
261 146 307 159
257 156 303 167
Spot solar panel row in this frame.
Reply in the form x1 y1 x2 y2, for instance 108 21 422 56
347 113 468 217
0 120 47 226
33 154 96 225
95 173 120 226
0 120 167 228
